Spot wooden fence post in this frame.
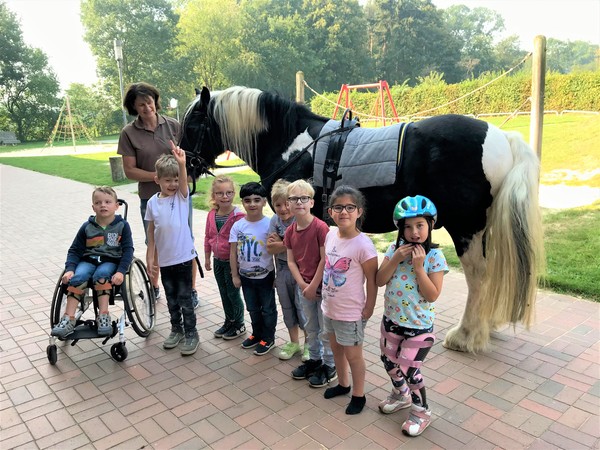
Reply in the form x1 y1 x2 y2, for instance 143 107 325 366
109 155 126 182
530 35 546 161
296 71 305 104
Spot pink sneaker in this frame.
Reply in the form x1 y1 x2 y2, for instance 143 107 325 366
378 388 411 414
401 404 431 436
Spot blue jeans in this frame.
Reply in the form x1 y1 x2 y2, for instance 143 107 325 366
240 271 277 343
298 286 334 366
214 258 244 326
70 261 117 287
161 259 197 337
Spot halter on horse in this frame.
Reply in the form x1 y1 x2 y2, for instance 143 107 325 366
180 86 544 353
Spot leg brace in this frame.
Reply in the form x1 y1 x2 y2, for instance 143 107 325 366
380 320 435 391
67 282 88 302
94 280 112 298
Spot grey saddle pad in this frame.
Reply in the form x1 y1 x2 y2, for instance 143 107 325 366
312 119 404 189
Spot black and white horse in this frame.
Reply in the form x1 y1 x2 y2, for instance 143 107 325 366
180 86 544 353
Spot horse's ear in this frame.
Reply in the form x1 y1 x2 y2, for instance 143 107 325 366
200 86 210 106
194 87 201 96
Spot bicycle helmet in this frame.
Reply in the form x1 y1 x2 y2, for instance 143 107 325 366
393 195 437 229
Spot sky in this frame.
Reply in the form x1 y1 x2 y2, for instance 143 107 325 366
5 0 600 90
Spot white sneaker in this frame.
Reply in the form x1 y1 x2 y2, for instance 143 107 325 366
402 403 432 436
378 388 411 414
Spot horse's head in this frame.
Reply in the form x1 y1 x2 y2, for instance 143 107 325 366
179 86 219 180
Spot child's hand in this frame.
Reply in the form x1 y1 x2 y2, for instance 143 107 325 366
412 244 426 267
361 304 375 320
393 243 414 262
205 260 212 271
302 284 318 301
62 271 74 284
111 272 124 286
267 232 281 244
170 140 186 164
232 274 241 289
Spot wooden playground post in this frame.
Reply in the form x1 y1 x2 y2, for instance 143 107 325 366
530 35 546 160
296 71 305 104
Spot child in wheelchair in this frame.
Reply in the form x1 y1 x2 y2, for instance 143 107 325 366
51 186 134 338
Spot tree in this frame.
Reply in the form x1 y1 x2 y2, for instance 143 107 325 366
176 0 242 90
80 0 193 108
365 0 462 85
0 2 60 141
441 5 506 78
546 38 600 73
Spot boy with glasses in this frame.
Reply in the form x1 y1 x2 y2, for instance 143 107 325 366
284 180 337 388
229 182 277 355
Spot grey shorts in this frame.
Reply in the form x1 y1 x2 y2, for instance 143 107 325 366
323 315 367 346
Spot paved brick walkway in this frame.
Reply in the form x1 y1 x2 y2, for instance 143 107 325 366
1 164 598 449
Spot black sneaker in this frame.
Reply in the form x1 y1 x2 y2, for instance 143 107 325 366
254 340 274 356
214 321 232 338
241 335 261 349
223 324 246 340
291 359 322 380
309 364 338 388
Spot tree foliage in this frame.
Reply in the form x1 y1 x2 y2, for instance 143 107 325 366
81 0 193 105
365 0 462 85
0 2 60 141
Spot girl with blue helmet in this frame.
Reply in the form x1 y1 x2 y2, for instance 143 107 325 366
376 195 448 437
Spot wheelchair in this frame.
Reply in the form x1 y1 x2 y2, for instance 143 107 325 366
47 200 155 365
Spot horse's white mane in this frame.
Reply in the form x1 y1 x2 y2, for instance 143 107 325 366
212 86 267 168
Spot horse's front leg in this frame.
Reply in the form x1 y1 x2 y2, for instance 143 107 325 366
443 232 491 353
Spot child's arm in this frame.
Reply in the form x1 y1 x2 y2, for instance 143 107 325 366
361 256 379 320
376 243 414 286
146 221 156 280
412 245 444 302
287 248 308 290
113 222 134 286
303 246 326 300
170 140 188 198
229 243 241 288
267 233 286 255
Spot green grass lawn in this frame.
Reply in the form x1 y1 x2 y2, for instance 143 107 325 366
1 115 598 301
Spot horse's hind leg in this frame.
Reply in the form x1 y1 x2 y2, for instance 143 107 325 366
443 231 491 353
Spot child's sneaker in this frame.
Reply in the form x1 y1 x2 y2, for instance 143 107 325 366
301 344 310 362
402 404 432 437
214 321 232 338
278 342 301 360
308 364 338 388
241 335 260 349
51 316 76 338
223 324 246 340
378 388 412 414
180 334 200 356
292 358 322 380
254 340 274 356
97 313 112 336
163 331 184 349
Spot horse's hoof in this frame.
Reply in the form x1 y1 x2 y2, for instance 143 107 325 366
443 325 489 353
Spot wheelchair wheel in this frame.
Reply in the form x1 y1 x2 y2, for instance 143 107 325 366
110 342 128 361
123 258 155 337
50 271 68 329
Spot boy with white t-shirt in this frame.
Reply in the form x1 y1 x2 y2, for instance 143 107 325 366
229 182 277 356
145 143 199 356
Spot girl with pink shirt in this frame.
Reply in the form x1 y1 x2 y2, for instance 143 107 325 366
321 185 378 414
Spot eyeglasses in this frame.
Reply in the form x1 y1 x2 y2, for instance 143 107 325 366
288 196 312 204
215 191 235 198
330 204 357 213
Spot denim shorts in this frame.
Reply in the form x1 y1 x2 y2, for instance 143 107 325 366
323 315 367 346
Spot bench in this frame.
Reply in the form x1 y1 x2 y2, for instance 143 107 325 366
0 131 21 145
